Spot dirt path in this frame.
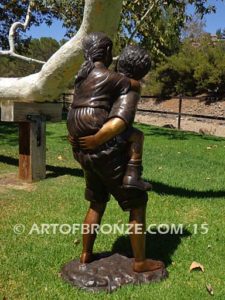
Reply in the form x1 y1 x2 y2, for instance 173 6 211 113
136 98 225 137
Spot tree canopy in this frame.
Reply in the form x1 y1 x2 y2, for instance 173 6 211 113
145 35 225 98
0 0 219 57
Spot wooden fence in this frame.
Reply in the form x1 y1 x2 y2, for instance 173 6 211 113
61 94 225 130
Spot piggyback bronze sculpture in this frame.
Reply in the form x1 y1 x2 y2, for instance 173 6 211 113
67 32 164 273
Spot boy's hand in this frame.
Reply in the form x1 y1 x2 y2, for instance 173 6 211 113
130 79 141 93
68 135 79 148
79 135 99 150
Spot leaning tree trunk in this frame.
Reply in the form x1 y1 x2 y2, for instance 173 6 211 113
0 0 123 102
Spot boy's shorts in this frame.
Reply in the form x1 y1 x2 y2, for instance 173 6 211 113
72 142 148 211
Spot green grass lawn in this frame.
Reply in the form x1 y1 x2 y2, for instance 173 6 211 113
0 121 225 300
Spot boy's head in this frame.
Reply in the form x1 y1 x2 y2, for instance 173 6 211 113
117 45 151 80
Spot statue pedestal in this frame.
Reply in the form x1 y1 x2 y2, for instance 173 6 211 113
61 253 168 293
1 101 62 181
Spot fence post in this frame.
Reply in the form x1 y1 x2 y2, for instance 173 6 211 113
62 93 66 112
178 95 183 130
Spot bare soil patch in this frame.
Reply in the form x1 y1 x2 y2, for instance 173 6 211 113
0 173 36 192
137 98 225 137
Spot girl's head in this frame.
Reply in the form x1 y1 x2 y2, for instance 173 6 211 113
83 32 113 67
117 45 151 80
75 32 113 87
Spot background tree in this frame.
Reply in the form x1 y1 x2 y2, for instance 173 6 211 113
181 14 206 40
144 34 225 98
0 0 222 102
216 28 225 39
0 37 60 77
0 0 219 55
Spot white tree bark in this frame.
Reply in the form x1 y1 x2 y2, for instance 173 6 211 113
0 1 45 65
0 0 123 102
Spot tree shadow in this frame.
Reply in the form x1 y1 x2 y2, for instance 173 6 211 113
137 124 225 142
46 165 83 178
0 122 18 146
150 180 225 199
0 155 83 179
111 228 191 267
1 155 224 197
0 155 18 166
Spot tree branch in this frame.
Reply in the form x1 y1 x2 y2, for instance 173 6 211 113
0 1 45 65
112 1 159 63
127 0 158 45
0 50 45 64
0 0 124 102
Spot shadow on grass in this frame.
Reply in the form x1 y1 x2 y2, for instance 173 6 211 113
1 155 225 197
1 155 224 197
0 155 83 179
0 122 18 146
150 180 225 199
111 228 191 267
46 165 83 178
137 124 225 142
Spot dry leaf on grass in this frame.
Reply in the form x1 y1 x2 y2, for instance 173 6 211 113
58 155 63 160
189 261 205 272
206 283 214 296
74 239 80 245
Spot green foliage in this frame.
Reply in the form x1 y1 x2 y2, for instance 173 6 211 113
0 37 60 77
0 0 218 59
145 35 225 97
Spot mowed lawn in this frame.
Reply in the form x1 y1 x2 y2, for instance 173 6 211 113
0 121 225 300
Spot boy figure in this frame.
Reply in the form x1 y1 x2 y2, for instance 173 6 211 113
78 45 152 191
68 32 164 272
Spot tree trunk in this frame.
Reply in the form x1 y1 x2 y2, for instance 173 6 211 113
0 0 123 102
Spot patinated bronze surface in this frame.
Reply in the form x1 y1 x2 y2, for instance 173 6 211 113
65 32 166 277
61 253 168 293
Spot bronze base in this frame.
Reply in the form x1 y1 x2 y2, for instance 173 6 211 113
61 253 168 293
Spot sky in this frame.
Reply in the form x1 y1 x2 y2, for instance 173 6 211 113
27 0 225 41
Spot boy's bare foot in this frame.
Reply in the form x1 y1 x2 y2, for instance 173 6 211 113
80 252 94 264
133 259 165 273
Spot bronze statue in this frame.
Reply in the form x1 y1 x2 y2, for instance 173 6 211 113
67 32 164 272
78 45 152 191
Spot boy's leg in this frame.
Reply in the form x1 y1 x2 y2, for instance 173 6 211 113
129 204 164 272
123 128 152 191
80 201 107 263
127 127 144 160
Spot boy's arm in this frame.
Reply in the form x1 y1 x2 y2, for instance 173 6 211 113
130 79 141 93
78 117 126 150
78 90 140 150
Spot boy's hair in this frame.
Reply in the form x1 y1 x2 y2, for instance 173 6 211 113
117 45 151 80
75 32 113 88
